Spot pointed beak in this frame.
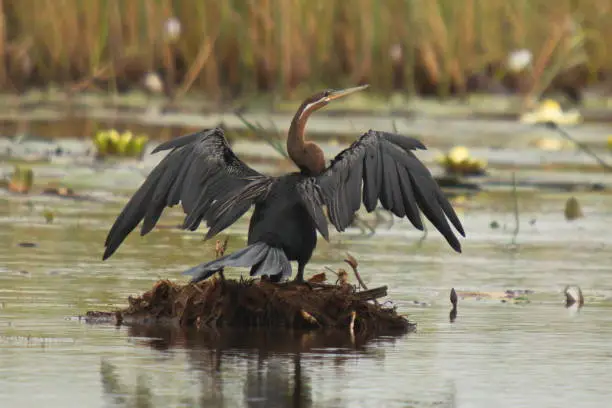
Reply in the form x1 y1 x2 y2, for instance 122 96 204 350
326 84 370 102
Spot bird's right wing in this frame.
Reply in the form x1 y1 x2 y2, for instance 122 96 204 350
297 130 465 252
103 128 270 260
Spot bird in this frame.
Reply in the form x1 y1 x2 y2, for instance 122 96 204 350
102 84 465 283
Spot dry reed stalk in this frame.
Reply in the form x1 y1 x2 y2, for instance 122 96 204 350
426 1 452 94
0 0 610 98
525 22 565 103
456 0 474 78
0 0 6 87
176 38 214 98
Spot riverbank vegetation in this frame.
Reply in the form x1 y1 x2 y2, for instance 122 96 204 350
0 0 610 102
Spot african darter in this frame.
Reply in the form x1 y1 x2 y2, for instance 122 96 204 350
102 85 465 282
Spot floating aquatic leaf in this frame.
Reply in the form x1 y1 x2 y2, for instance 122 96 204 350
93 130 110 156
116 131 133 156
93 129 149 159
107 129 121 155
127 134 149 157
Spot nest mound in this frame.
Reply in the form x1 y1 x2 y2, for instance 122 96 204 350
88 278 413 336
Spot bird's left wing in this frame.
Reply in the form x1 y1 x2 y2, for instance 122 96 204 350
103 128 271 260
297 130 465 252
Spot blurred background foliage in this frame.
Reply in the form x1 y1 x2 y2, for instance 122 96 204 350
0 0 610 101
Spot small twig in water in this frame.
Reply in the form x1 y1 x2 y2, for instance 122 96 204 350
449 288 458 323
349 310 357 340
214 237 229 281
215 237 229 258
416 222 428 248
547 122 612 172
344 253 368 291
324 266 349 286
511 172 520 247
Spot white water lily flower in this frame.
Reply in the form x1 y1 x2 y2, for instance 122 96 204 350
507 49 533 72
164 17 181 42
519 99 582 125
143 71 164 94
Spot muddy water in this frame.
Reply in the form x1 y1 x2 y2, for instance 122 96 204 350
2 112 612 407
2 173 612 407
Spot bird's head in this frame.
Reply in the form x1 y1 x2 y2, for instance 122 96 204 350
301 84 370 113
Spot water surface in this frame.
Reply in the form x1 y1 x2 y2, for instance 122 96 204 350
2 183 612 407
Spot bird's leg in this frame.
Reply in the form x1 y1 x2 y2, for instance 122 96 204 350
296 262 305 282
294 262 313 290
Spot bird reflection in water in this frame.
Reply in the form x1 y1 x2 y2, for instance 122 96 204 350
106 325 404 408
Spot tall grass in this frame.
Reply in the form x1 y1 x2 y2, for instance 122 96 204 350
0 0 610 98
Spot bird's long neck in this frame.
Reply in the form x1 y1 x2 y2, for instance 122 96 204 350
287 102 318 173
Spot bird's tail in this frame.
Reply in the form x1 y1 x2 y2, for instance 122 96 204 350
182 242 292 283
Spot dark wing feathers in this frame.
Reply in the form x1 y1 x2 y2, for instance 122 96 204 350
204 177 276 240
297 130 464 252
296 180 329 241
362 144 381 211
151 131 203 153
380 131 426 151
103 128 269 260
396 164 424 230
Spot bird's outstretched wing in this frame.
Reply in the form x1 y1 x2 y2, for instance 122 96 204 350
297 130 465 252
103 128 270 260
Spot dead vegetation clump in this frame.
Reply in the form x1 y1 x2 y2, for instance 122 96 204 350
90 277 413 337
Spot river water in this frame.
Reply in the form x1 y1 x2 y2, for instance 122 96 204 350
2 131 612 407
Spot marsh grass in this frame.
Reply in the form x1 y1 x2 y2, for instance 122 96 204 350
0 0 610 98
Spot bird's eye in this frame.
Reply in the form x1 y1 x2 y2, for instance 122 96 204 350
323 91 330 97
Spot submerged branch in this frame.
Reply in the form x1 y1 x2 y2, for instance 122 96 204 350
548 123 612 172
352 286 388 301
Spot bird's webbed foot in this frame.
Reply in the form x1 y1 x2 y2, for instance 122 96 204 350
292 275 313 290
